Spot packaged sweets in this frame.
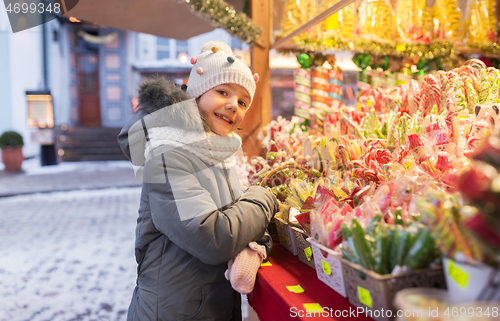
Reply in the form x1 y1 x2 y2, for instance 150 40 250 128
463 0 497 47
432 0 462 42
329 68 343 110
320 0 358 40
280 0 318 37
294 68 312 119
312 67 332 110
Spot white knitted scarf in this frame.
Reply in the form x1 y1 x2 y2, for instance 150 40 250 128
144 126 242 169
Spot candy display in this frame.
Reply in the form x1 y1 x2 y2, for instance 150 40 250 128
259 0 500 306
248 60 500 301
276 0 499 66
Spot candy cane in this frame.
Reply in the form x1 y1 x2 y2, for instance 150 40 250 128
422 75 441 113
374 148 392 164
392 145 408 163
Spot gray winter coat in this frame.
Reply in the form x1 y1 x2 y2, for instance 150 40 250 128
118 89 277 321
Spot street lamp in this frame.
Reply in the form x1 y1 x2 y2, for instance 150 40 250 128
178 52 189 63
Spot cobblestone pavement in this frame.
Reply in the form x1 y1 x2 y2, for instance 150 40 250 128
0 188 141 321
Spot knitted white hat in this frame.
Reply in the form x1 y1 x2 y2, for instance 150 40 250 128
186 40 257 105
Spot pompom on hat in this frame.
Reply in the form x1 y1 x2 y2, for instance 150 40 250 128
186 40 257 105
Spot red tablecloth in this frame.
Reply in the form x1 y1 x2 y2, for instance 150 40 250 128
247 243 374 321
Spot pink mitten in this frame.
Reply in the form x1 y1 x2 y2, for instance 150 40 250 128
224 242 267 294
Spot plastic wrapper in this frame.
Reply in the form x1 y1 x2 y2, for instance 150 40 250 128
464 78 479 112
341 217 438 274
395 0 433 43
406 80 421 115
420 75 441 116
328 68 343 110
358 0 395 42
447 73 468 113
463 0 497 47
312 67 332 113
280 0 318 37
310 184 349 249
432 0 462 42
417 188 482 261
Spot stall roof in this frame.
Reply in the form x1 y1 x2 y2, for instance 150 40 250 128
63 0 245 40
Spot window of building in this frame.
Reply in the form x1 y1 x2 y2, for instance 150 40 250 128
157 37 170 60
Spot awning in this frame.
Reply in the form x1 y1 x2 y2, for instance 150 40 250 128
63 0 245 40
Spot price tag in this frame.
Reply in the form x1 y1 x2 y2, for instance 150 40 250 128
261 261 272 267
320 138 326 148
495 99 500 104
283 234 289 246
303 303 323 313
322 259 331 275
358 286 373 308
447 260 469 289
357 103 362 111
367 99 372 107
404 161 412 170
396 44 406 52
304 247 312 261
286 285 304 293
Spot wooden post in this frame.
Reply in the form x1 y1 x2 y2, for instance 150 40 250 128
241 0 272 158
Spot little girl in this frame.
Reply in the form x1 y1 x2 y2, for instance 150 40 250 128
118 41 277 321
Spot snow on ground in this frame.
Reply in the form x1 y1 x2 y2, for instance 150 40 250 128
0 157 133 176
0 187 141 321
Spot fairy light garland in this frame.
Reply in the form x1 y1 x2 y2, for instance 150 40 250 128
276 32 457 61
178 0 262 46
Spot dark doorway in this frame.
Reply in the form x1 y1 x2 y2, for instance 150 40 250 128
77 53 101 127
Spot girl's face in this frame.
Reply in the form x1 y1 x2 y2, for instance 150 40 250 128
197 83 250 136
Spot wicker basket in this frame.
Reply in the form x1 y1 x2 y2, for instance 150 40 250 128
259 164 309 246
275 217 298 255
308 237 347 297
291 226 315 269
340 257 447 321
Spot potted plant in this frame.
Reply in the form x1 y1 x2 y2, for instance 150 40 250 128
0 130 24 171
